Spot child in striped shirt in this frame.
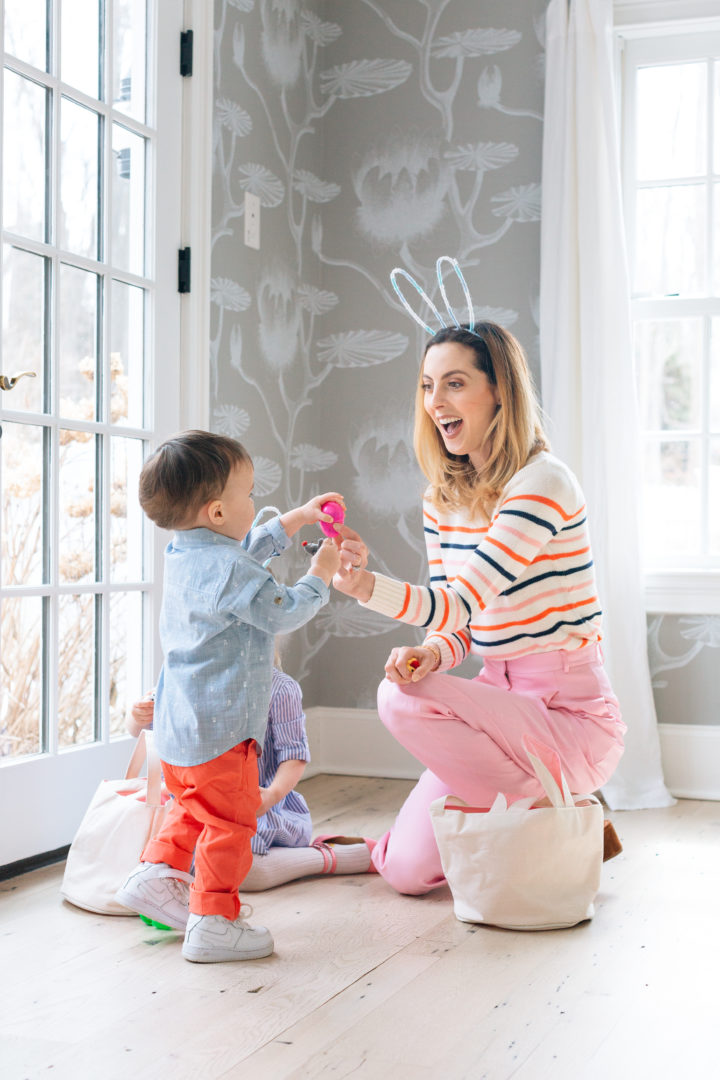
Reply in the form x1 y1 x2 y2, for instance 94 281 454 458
333 323 626 895
129 667 371 891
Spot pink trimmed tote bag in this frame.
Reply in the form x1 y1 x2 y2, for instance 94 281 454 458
429 736 604 930
61 729 171 915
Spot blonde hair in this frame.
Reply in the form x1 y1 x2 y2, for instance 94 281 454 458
414 324 549 518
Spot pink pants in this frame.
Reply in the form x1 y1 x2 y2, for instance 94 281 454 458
371 645 625 895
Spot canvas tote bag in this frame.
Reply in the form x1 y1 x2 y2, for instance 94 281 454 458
429 735 604 930
61 729 171 915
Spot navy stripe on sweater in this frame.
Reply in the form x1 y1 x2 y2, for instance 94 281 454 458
500 561 595 597
497 508 558 535
471 611 602 649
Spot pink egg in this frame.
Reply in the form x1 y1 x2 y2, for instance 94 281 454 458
320 500 345 538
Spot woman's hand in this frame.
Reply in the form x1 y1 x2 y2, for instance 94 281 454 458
335 522 368 573
332 523 374 601
384 645 438 684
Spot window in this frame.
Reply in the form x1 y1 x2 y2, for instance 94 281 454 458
620 19 720 610
0 0 187 865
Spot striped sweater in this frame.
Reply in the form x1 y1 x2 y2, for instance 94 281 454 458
361 452 602 669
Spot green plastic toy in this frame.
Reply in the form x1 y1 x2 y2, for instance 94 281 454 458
138 914 173 931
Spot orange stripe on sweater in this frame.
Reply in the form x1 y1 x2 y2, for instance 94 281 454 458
437 523 488 534
488 579 595 615
436 588 450 630
534 546 590 562
486 535 531 566
480 596 598 631
502 494 584 522
455 575 485 611
437 633 459 662
397 584 412 620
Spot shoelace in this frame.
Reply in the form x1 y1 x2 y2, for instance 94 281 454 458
168 877 190 901
236 902 255 926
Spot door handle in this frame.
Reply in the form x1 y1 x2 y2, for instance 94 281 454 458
0 371 36 390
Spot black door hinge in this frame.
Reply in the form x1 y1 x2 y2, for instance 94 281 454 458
180 30 193 77
178 248 191 293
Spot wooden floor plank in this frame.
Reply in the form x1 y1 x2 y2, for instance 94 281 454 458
1 780 718 1080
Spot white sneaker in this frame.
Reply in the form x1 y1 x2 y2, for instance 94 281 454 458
182 907 274 963
115 862 193 930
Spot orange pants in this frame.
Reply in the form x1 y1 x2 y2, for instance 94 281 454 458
142 740 260 920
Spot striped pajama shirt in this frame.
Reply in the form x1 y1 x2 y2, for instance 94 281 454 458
252 668 312 855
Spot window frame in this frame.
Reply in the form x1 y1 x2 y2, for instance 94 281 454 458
616 1 720 614
0 0 211 866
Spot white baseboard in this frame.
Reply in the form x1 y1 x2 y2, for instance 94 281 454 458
304 707 422 781
658 723 720 801
305 708 720 803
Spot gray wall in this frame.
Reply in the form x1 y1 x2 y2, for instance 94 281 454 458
211 0 719 724
648 614 720 726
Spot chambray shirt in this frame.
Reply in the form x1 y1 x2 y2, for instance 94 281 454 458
153 519 329 767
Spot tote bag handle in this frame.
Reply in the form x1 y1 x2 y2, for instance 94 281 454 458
123 729 164 808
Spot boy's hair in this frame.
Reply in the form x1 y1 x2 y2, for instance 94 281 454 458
414 324 549 518
139 430 252 530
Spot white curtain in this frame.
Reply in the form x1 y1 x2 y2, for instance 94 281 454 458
540 0 673 809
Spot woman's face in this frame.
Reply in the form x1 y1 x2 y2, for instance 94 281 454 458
421 341 500 469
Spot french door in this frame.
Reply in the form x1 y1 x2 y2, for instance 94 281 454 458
0 0 184 864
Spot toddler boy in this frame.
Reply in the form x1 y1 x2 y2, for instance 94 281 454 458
116 430 341 962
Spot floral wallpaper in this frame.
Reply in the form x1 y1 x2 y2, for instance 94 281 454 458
210 0 719 723
647 614 720 726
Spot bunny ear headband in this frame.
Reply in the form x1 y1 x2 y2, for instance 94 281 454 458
390 256 478 337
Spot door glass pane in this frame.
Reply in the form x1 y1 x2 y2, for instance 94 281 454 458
1 422 44 586
642 439 701 559
4 0 48 70
112 124 146 275
634 319 703 431
111 279 145 427
2 246 45 414
59 265 98 422
58 593 95 748
710 439 720 555
61 0 101 99
59 431 96 584
113 0 147 122
109 590 142 736
3 70 47 242
634 184 706 298
0 596 43 758
60 98 99 258
711 318 720 432
111 437 143 581
636 62 706 180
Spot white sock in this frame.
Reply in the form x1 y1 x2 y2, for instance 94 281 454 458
239 842 371 892
322 841 372 875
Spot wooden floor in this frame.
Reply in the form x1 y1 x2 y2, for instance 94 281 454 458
1 775 718 1080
